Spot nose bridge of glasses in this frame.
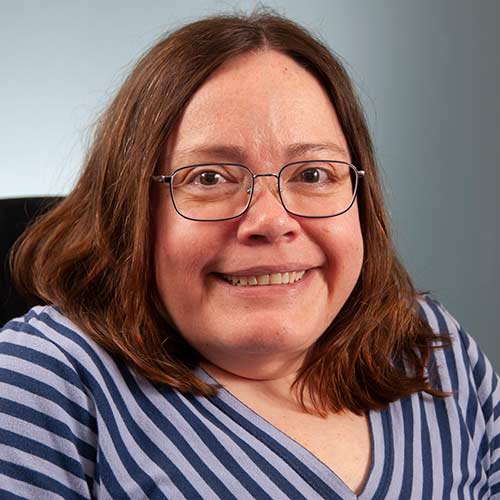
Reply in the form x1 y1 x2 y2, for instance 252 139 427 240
243 172 286 215
248 172 280 194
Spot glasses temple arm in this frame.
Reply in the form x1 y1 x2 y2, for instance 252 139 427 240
151 175 172 184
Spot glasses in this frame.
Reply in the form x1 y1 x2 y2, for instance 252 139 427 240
152 160 365 221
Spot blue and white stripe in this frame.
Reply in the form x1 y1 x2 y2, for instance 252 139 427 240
0 297 499 499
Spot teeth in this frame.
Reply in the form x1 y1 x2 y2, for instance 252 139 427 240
270 273 282 284
257 275 270 285
223 270 306 287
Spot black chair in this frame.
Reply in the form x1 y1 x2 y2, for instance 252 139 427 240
0 197 63 325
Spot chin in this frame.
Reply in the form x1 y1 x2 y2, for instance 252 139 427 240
201 323 319 359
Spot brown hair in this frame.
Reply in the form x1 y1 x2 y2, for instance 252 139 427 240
11 11 449 415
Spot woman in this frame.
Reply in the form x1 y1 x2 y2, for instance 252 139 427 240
1 12 498 499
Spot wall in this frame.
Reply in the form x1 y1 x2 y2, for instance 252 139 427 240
2 0 499 367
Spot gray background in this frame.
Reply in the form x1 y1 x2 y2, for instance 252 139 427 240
2 1 499 367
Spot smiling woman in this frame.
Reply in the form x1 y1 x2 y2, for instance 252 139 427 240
1 11 499 500
153 50 366 388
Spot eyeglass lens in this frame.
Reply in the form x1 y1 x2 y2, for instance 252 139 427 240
170 162 357 220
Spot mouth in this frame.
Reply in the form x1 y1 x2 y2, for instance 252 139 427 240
218 270 308 287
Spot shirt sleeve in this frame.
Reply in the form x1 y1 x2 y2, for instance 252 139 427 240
0 314 97 499
462 330 500 495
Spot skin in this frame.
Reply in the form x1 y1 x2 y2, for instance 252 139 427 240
153 50 364 404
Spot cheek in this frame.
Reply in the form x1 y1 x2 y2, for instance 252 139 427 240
153 208 231 314
153 207 199 315
320 209 364 284
155 221 203 293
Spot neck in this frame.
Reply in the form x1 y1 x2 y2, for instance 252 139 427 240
201 360 311 413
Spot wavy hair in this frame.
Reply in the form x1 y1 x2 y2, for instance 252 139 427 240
11 11 449 415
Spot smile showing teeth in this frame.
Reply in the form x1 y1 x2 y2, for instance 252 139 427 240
221 270 307 287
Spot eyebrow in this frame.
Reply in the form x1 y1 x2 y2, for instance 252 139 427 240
170 141 350 165
286 142 349 159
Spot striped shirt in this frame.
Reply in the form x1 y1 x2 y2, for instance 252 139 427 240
0 296 499 499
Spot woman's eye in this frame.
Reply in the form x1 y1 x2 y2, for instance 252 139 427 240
194 171 224 185
299 168 328 183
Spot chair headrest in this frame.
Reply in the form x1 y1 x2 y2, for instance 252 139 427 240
0 197 63 325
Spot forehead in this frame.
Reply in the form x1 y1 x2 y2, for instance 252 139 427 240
164 50 349 166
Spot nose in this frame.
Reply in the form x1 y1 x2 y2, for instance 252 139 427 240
236 175 301 244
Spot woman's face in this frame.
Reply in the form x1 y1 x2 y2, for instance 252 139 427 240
154 50 364 380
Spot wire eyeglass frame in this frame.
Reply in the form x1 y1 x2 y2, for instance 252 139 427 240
151 160 365 222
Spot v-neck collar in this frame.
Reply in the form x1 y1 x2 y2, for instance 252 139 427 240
195 367 394 499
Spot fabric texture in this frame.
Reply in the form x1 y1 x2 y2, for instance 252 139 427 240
0 296 499 499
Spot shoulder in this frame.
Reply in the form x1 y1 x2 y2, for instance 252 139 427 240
2 305 113 365
417 294 499 409
416 294 458 333
0 307 101 497
417 294 491 372
0 305 115 409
